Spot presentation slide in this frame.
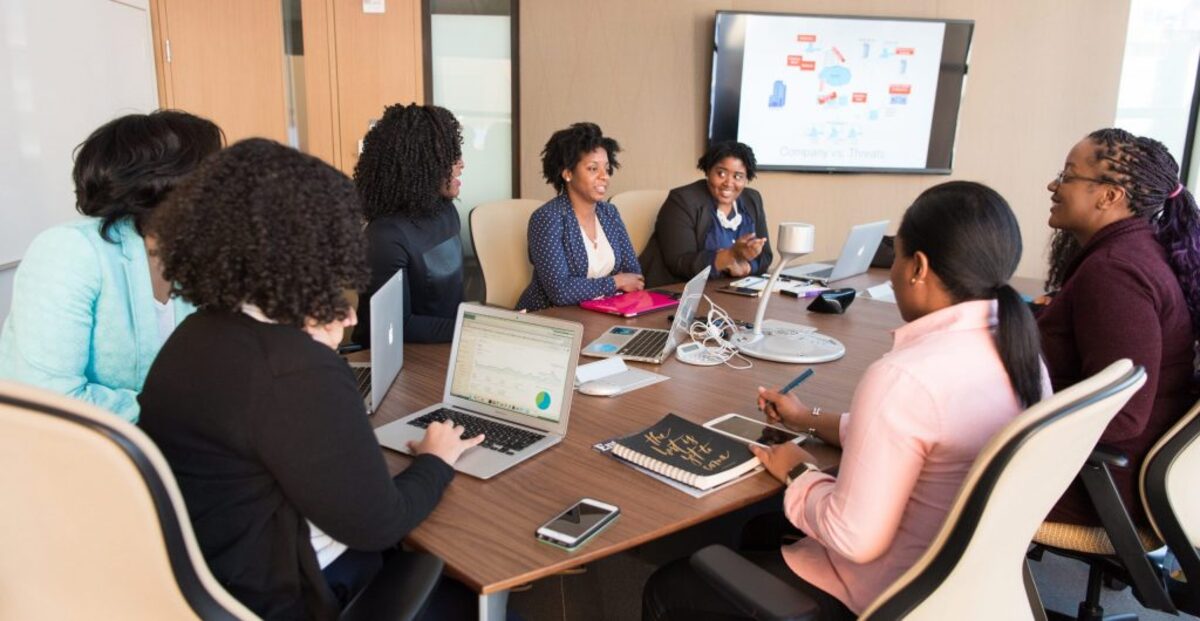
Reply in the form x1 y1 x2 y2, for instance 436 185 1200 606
735 14 946 170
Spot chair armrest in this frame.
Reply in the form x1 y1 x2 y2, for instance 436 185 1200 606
690 545 820 621
341 550 444 621
1086 444 1129 469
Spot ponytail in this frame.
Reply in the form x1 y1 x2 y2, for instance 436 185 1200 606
1155 186 1200 346
993 283 1043 408
900 181 1044 408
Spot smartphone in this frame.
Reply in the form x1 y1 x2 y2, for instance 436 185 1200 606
716 285 761 297
535 498 620 550
704 413 806 447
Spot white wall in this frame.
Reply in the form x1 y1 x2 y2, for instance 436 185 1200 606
0 0 158 323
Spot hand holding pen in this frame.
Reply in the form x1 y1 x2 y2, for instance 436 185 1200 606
757 368 814 431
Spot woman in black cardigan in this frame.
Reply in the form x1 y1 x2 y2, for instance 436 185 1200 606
640 141 773 287
139 139 482 620
353 103 466 345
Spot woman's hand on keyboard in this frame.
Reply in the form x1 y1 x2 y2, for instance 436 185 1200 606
409 420 485 466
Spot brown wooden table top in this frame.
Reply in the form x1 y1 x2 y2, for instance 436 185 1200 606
371 269 1043 594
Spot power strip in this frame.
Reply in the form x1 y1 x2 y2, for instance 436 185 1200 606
674 342 727 366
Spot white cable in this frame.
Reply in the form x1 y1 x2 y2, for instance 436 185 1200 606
683 295 753 370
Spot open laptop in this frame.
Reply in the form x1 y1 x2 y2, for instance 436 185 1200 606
374 303 584 480
348 270 404 415
581 266 710 364
783 220 889 285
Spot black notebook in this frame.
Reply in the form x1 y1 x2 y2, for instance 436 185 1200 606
610 413 761 490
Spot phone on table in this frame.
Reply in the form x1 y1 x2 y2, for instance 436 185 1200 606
704 413 806 447
535 498 620 550
716 285 761 297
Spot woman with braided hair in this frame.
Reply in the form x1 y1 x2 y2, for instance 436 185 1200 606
1038 128 1200 527
352 103 466 344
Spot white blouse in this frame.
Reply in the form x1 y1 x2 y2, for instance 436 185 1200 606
580 216 616 279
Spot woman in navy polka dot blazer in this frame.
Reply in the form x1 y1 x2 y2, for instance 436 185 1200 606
517 122 644 311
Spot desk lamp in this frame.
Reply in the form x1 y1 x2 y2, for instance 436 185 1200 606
732 222 846 364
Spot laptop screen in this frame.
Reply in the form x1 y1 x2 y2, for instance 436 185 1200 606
449 311 576 423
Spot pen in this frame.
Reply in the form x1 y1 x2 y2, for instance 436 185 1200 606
761 368 814 421
779 368 814 395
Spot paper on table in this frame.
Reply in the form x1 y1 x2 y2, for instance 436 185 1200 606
866 282 897 303
732 276 828 297
575 357 668 395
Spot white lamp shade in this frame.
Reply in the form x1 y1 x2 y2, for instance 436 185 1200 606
777 222 815 255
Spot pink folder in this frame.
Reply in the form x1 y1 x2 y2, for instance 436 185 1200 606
579 290 679 318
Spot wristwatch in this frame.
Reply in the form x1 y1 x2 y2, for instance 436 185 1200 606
785 462 821 486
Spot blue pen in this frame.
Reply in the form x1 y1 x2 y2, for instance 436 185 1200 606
780 368 814 395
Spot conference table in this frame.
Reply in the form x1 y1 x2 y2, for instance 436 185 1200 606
365 269 938 619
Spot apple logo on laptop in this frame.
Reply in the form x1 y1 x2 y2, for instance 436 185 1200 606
388 323 395 345
856 246 865 257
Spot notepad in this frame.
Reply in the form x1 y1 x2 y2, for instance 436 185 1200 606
609 413 761 491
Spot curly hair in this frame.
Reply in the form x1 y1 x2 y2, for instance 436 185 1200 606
1045 128 1200 345
354 103 463 221
540 122 621 194
154 138 368 327
73 110 223 242
698 140 757 180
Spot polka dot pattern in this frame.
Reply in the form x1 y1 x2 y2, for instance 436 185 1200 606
517 194 642 311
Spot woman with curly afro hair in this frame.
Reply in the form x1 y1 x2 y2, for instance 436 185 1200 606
517 121 643 310
1037 128 1200 530
0 110 222 423
352 103 466 344
139 139 483 620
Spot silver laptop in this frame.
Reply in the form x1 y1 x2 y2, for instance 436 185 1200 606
581 266 710 364
784 220 889 284
374 303 584 480
349 270 405 414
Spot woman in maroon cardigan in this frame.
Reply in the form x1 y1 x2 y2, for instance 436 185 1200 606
1038 128 1200 527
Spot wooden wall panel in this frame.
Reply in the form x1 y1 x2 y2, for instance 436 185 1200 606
155 0 289 144
519 0 1132 281
329 0 425 173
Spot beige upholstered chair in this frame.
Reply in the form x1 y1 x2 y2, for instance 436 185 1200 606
0 381 443 620
690 359 1145 620
609 189 668 256
470 198 542 309
1031 395 1200 619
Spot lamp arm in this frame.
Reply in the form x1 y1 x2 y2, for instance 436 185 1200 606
751 254 802 336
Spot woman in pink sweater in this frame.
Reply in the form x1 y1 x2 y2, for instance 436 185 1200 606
643 181 1049 620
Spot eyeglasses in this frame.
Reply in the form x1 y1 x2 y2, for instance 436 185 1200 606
1053 170 1112 186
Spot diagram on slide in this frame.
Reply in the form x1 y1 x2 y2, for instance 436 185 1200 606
738 15 946 169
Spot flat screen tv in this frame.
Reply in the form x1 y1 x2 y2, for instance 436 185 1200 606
708 11 974 174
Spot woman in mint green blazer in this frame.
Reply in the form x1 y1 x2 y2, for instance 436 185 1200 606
0 111 222 422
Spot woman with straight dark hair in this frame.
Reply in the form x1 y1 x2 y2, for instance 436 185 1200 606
0 110 223 422
643 181 1048 620
1038 128 1199 528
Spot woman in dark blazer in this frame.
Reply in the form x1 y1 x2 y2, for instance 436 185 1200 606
640 141 773 287
517 122 643 311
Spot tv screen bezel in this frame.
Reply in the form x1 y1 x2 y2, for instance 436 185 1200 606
708 10 975 175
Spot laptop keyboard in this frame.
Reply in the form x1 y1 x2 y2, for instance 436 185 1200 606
616 329 669 359
407 408 545 455
352 365 371 401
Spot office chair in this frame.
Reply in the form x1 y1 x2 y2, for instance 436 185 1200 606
0 381 443 620
689 359 1146 621
1030 396 1200 620
469 198 542 308
609 189 668 255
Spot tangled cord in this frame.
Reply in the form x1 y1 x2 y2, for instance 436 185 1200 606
685 295 753 370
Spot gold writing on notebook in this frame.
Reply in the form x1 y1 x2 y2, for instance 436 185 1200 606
644 428 733 472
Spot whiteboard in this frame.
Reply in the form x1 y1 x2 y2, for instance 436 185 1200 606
0 0 159 266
